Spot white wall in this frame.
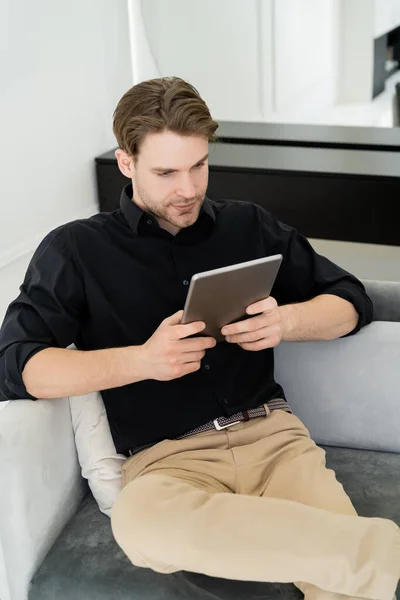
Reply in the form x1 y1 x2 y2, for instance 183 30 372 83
336 0 374 104
0 0 133 323
272 0 337 118
135 0 400 121
138 0 272 122
336 0 400 104
127 0 160 84
374 0 400 38
135 0 338 123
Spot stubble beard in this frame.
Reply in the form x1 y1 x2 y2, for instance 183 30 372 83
135 182 204 230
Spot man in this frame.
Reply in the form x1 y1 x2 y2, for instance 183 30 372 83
0 77 399 600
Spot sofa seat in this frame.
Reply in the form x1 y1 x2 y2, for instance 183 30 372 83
28 445 400 600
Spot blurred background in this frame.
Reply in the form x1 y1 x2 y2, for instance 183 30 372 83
1 0 399 330
136 0 400 127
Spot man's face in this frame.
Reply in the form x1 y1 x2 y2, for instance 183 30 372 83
116 130 209 235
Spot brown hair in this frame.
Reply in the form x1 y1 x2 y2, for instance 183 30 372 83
112 76 219 160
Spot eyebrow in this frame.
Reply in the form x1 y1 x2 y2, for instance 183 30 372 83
151 153 209 173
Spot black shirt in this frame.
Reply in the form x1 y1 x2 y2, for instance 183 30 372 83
0 184 373 454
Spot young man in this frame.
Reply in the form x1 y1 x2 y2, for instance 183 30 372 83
0 77 399 600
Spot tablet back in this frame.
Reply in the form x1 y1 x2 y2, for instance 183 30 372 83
181 254 283 342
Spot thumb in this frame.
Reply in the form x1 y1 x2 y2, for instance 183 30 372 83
165 309 184 325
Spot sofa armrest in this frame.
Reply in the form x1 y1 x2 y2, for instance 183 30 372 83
275 321 400 453
0 397 87 600
363 279 400 322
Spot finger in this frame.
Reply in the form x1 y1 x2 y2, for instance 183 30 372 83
164 309 185 325
181 350 206 363
226 325 279 344
171 320 207 340
246 296 277 315
238 333 281 351
179 361 202 376
222 314 267 336
164 310 205 331
180 337 217 352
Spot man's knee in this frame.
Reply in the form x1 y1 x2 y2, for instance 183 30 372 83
111 475 159 565
111 473 187 569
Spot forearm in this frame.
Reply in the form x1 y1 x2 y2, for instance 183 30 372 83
279 294 359 342
22 345 146 399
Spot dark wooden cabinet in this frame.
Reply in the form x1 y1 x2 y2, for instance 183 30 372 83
96 122 400 246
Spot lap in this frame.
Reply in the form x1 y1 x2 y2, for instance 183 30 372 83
120 410 351 508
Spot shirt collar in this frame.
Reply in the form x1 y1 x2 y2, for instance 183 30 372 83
119 183 216 237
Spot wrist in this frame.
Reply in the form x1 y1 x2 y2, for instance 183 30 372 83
278 304 296 342
128 344 149 383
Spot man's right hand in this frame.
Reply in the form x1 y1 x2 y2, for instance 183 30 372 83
139 310 217 381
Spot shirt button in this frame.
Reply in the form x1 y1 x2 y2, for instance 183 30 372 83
222 398 229 404
146 219 153 225
204 364 210 370
183 279 189 286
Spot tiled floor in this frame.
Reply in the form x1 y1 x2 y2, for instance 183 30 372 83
309 238 400 282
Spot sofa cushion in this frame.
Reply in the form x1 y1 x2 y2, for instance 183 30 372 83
69 391 126 517
363 280 400 323
274 321 400 453
28 445 400 600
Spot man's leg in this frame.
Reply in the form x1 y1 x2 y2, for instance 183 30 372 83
232 410 399 600
259 426 365 600
112 455 400 600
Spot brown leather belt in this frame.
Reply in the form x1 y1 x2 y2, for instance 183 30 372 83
127 398 292 458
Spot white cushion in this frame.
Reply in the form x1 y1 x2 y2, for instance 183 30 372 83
69 392 125 517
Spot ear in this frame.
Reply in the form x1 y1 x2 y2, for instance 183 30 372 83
115 149 135 179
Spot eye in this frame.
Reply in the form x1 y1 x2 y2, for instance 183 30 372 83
157 162 205 177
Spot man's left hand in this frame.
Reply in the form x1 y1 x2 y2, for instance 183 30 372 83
221 296 283 351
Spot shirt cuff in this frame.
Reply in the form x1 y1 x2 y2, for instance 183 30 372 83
322 284 373 337
3 343 51 400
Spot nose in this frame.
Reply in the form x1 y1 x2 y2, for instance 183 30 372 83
176 174 196 199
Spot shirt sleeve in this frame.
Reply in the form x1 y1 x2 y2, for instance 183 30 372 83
0 227 87 401
259 208 373 336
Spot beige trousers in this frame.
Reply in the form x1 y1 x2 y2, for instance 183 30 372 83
111 408 400 600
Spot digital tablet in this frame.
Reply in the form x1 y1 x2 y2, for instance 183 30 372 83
181 254 283 342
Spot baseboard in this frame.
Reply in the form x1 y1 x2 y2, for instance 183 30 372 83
0 204 98 272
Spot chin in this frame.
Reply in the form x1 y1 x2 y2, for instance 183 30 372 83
183 213 200 227
171 210 200 229
174 218 195 230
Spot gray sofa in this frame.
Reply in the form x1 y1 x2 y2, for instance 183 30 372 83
0 279 399 600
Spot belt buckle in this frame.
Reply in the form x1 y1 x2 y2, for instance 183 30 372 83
213 417 241 431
